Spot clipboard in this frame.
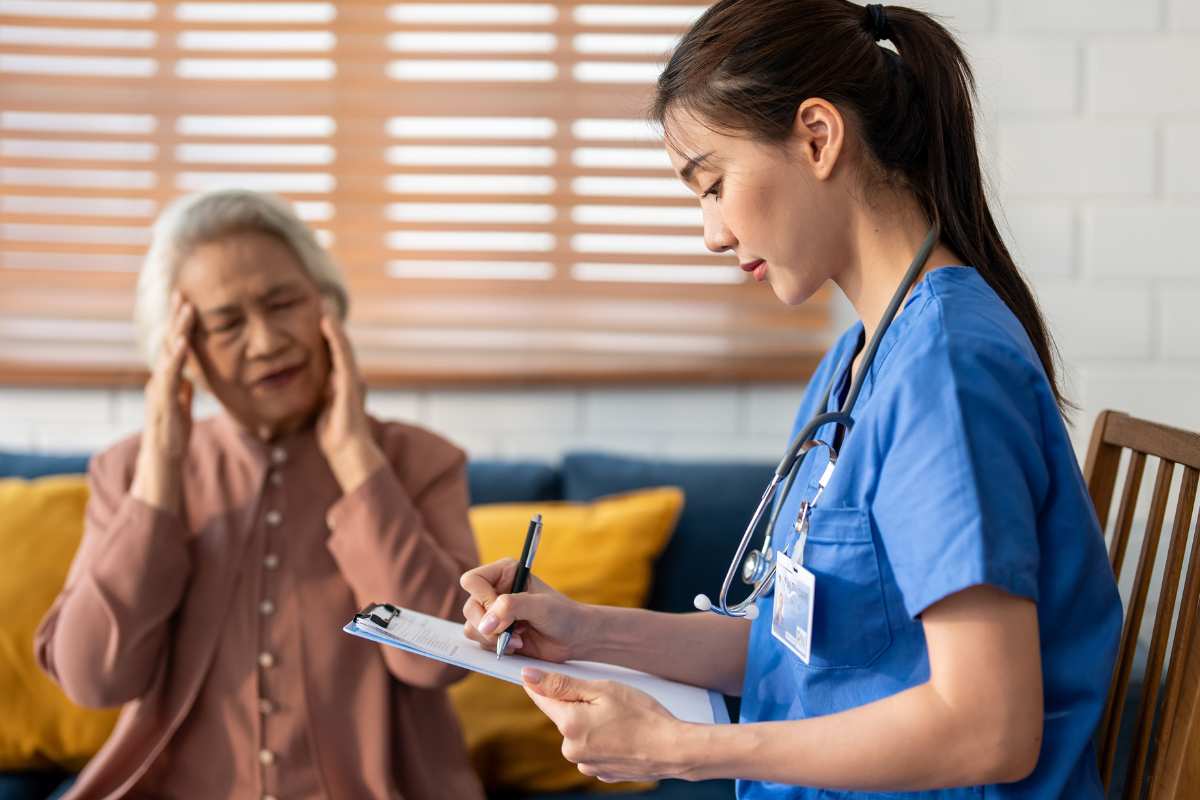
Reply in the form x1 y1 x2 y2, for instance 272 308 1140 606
344 602 730 726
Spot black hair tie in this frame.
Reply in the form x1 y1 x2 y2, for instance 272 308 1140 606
864 4 890 42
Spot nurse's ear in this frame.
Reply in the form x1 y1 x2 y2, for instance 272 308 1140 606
789 98 846 183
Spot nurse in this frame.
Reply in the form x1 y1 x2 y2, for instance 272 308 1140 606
460 1 1122 797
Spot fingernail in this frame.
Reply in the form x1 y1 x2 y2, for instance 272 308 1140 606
174 335 185 351
522 667 545 684
479 614 497 635
509 634 523 651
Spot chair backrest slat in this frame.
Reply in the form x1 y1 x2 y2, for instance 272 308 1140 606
1087 409 1123 531
1084 411 1200 799
1110 450 1148 576
1101 459 1175 787
1125 467 1198 798
1150 509 1200 797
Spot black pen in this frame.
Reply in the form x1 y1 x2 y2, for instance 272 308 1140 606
496 513 543 660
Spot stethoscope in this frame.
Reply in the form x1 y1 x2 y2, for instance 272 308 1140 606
694 222 941 619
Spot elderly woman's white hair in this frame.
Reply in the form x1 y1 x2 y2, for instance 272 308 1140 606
135 189 349 366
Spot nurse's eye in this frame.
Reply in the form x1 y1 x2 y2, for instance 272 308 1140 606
700 179 723 201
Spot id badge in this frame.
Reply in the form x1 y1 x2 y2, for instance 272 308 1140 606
771 550 816 664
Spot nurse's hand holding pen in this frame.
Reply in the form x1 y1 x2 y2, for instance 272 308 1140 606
460 557 581 663
460 560 751 783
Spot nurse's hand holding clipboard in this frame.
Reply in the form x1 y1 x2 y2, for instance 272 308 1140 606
519 668 685 783
460 560 751 783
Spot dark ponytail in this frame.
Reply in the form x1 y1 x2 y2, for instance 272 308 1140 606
653 0 1072 415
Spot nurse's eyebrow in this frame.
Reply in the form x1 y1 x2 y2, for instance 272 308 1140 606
680 151 714 184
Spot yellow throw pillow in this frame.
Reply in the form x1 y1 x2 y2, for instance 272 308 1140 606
0 476 119 770
451 487 684 795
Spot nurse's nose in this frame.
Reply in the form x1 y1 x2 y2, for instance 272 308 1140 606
702 206 736 255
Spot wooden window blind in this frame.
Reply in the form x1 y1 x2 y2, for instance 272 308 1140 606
0 1 831 387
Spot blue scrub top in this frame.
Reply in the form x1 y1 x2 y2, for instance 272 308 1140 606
738 267 1122 799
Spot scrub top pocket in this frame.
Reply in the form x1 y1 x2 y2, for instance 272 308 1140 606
793 506 892 670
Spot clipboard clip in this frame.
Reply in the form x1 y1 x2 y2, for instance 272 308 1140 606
355 602 401 629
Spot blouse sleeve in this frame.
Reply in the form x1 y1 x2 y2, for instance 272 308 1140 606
35 443 193 708
324 426 478 689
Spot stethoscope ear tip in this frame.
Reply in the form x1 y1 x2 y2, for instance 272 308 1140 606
693 594 713 612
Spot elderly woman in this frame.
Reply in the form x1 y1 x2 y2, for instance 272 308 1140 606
35 190 485 800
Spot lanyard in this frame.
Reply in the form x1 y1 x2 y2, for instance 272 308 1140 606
791 457 835 568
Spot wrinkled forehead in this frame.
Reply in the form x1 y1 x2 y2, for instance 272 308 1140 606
178 231 311 297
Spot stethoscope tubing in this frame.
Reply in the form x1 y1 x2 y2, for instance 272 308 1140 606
712 410 854 617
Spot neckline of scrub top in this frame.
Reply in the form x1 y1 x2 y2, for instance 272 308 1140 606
818 266 973 479
830 264 973 407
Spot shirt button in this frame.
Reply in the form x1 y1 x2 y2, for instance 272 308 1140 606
270 471 284 487
259 599 275 616
263 553 280 570
257 652 275 669
265 509 282 527
259 748 275 766
259 698 275 715
271 447 287 465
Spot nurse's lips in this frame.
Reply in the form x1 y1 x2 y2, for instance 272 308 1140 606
740 259 768 282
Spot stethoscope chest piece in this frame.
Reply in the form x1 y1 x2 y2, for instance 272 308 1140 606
741 546 774 586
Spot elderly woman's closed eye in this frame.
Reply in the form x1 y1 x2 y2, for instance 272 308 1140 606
34 190 485 800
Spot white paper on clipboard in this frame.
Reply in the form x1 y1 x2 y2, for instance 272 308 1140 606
344 603 730 726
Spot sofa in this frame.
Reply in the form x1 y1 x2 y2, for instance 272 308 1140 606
1 448 778 800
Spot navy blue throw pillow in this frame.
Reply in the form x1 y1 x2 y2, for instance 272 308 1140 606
0 451 91 480
466 460 562 506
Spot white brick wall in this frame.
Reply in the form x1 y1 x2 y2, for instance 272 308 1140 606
1089 41 1200 115
998 122 1156 197
1165 123 1200 197
1086 207 1200 278
998 0 1161 33
1161 288 1200 362
2 0 1197 467
1172 0 1200 32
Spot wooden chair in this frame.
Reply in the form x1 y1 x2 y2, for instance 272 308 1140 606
1084 410 1200 798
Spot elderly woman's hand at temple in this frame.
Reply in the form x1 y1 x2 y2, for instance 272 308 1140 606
315 299 387 494
130 290 196 514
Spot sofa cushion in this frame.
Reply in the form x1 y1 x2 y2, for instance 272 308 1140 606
0 477 120 771
450 487 683 796
0 452 89 481
467 460 561 506
561 452 775 615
